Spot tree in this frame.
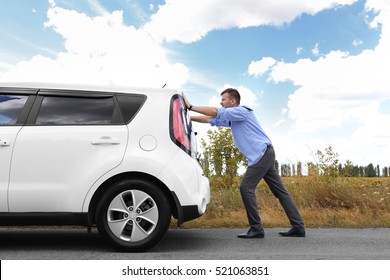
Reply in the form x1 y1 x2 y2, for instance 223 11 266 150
292 163 296 177
281 164 291 177
199 127 247 187
383 167 389 177
315 146 339 177
307 162 319 176
297 161 303 177
359 166 365 177
342 160 354 177
365 163 376 177
338 163 343 176
351 165 360 177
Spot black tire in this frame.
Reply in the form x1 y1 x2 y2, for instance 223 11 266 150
96 178 171 252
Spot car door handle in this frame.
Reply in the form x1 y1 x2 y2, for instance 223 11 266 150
0 139 11 146
91 137 121 145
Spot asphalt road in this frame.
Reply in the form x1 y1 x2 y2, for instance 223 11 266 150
0 226 389 260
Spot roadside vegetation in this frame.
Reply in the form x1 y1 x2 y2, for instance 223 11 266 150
180 128 390 228
182 176 390 228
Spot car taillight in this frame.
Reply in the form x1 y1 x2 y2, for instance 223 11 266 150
170 95 191 156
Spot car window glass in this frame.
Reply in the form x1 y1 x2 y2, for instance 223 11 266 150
0 95 29 125
116 94 146 123
35 96 117 125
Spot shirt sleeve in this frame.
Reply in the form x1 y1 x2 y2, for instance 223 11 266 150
210 108 231 127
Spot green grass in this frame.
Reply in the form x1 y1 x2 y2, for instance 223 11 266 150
179 176 390 228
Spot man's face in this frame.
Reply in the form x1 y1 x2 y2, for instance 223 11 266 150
220 93 236 108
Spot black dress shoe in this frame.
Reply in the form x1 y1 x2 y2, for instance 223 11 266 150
237 228 265 239
279 227 305 237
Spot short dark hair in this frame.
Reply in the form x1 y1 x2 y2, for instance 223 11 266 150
221 88 240 105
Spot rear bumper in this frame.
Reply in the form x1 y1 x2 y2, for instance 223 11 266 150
170 191 209 225
157 149 210 225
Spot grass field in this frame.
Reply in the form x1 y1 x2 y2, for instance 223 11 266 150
180 176 390 228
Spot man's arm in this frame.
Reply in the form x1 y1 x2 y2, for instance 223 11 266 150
190 105 218 117
191 115 213 123
182 93 218 117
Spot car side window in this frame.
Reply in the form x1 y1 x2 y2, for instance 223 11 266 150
35 96 120 125
116 94 146 123
0 95 29 125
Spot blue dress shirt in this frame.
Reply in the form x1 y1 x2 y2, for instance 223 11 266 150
210 106 271 166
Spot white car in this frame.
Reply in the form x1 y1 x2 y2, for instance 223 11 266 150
0 82 210 252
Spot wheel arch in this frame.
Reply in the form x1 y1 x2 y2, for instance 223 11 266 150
87 172 180 226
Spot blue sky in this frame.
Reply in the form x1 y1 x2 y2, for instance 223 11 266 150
1 0 389 170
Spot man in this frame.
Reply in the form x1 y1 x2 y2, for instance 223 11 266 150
183 88 305 238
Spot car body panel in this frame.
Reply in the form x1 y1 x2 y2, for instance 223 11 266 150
8 125 128 212
0 127 23 212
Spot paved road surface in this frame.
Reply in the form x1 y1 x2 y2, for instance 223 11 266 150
0 227 389 259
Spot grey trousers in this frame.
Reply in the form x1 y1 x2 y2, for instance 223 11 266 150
240 145 304 230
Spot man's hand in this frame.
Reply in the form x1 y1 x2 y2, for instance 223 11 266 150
182 93 191 109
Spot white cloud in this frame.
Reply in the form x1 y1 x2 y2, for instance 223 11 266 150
0 4 189 89
144 0 358 43
272 34 390 134
0 62 12 78
247 0 390 166
311 42 320 56
247 57 277 77
352 39 363 46
271 118 286 128
87 0 110 15
350 112 390 162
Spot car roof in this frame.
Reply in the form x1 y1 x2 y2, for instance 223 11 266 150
0 82 179 96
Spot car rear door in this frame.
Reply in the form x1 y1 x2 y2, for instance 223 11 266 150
8 90 128 212
0 90 35 212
